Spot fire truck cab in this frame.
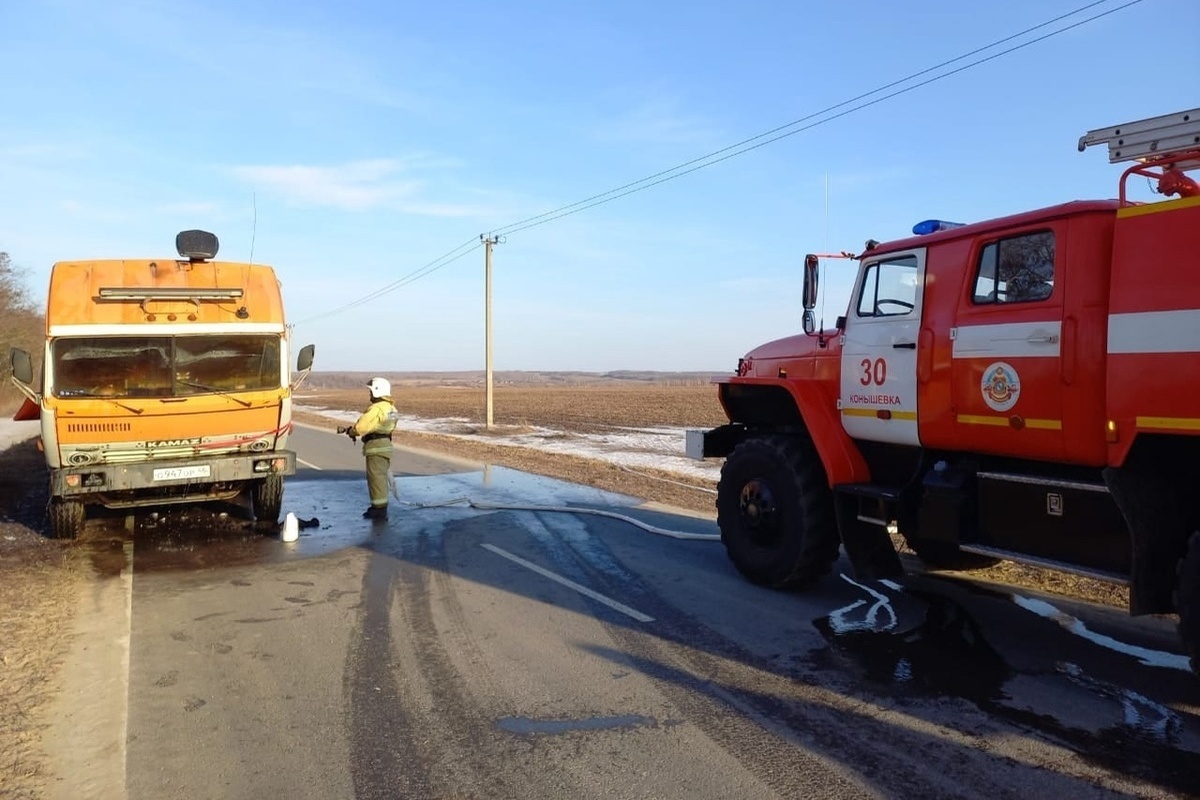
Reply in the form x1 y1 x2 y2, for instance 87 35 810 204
687 108 1200 674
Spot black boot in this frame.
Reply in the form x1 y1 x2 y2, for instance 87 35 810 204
362 505 388 520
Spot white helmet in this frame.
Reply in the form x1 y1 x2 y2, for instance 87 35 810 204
366 377 391 399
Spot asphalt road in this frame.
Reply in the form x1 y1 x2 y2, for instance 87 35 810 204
43 426 1200 799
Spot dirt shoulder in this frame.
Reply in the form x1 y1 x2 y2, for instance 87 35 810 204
0 439 82 799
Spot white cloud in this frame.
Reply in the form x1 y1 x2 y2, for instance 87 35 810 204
228 158 495 217
230 160 417 211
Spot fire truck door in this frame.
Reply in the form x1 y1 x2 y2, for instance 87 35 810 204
840 249 924 446
949 229 1064 461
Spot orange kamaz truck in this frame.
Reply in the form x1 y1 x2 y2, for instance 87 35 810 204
9 230 314 538
686 108 1200 673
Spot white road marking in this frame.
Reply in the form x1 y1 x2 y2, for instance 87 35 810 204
481 543 655 623
297 457 322 470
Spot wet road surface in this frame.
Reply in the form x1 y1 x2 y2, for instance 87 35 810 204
44 426 1200 798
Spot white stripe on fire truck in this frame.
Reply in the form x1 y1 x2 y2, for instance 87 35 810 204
951 320 1062 359
1107 310 1200 355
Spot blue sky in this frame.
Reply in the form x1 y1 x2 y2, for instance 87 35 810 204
1 0 1196 372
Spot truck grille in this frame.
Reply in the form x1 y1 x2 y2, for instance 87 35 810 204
66 422 134 433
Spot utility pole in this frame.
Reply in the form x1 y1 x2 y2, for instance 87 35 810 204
481 234 499 430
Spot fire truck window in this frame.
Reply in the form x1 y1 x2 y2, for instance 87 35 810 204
973 231 1055 304
857 255 918 317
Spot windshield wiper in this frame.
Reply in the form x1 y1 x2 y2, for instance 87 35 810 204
176 380 253 407
58 390 144 414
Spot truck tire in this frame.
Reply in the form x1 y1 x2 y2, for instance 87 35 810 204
49 499 85 540
251 474 284 525
1175 530 1200 676
717 436 840 589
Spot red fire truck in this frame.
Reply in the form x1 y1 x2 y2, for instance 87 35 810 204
686 108 1200 673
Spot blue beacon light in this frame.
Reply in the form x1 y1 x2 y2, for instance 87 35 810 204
912 219 965 235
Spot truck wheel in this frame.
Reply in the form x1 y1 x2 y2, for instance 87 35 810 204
49 499 85 540
717 436 840 589
251 474 284 525
1175 531 1200 676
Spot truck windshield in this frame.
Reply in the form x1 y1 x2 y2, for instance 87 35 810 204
52 335 282 399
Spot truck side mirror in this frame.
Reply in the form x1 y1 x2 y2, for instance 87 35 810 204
802 254 819 310
296 344 315 372
10 348 33 385
802 310 816 335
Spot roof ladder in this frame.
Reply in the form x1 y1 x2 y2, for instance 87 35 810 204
1079 108 1200 167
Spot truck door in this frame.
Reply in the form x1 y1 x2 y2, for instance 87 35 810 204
840 248 924 446
950 228 1064 461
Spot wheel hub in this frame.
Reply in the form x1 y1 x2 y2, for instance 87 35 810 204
739 479 778 540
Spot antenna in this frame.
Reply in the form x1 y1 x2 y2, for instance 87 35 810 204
820 173 828 334
249 192 258 265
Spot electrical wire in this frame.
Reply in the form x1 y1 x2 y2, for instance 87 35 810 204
296 236 481 324
301 0 1144 320
489 0 1127 238
496 0 1146 237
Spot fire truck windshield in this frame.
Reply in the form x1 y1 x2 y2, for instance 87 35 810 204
52 334 283 399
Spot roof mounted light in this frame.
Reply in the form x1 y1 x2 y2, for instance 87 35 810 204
176 229 219 261
98 287 243 300
912 219 965 235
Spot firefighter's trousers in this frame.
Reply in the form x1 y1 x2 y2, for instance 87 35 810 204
366 454 391 507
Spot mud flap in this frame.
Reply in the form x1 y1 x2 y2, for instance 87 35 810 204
1103 463 1191 615
834 492 904 581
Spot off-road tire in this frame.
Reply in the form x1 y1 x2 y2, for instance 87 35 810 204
48 499 85 540
251 474 284 525
716 436 840 589
1174 530 1200 677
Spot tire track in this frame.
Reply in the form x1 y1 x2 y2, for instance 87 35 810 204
345 550 432 799
528 512 1150 798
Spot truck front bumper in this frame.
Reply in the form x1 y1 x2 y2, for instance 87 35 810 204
51 451 296 502
685 424 745 460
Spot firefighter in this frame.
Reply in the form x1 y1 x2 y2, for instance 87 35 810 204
344 377 399 520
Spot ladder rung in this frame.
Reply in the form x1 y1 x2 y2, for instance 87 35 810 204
1078 108 1200 164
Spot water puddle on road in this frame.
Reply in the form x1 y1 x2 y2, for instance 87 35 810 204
813 579 1010 704
811 576 1200 793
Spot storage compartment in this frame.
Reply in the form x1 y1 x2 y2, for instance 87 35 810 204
977 472 1131 574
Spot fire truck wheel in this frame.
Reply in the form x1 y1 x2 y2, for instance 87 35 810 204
716 436 840 589
251 474 284 525
48 499 85 540
1175 530 1200 676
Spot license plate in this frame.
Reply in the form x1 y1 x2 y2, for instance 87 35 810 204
152 465 212 481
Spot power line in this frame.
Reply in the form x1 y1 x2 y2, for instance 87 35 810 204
300 0 1144 322
496 0 1146 236
490 0 1125 238
296 237 480 324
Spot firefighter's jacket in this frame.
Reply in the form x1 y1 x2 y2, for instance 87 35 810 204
350 398 399 457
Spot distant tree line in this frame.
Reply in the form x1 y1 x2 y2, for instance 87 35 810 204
0 252 44 411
